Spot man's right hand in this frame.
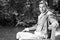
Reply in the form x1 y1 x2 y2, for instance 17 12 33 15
22 28 29 32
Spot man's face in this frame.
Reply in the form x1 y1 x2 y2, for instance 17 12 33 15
39 4 47 13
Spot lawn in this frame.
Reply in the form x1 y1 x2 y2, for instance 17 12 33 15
0 26 60 40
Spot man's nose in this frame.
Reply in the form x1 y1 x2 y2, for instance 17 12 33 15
41 8 43 11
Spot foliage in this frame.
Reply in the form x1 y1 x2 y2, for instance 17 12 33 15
0 0 39 26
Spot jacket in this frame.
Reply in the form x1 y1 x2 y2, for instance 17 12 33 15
35 11 59 34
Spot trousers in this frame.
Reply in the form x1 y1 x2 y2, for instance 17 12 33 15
16 31 48 40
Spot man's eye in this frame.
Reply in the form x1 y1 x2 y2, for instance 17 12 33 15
43 6 46 7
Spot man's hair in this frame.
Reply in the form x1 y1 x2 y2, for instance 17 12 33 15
39 0 48 6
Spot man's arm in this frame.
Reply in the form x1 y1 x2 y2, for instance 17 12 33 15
48 12 59 40
28 24 38 30
48 13 59 29
22 24 37 32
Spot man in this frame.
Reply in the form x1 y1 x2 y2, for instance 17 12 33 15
16 0 59 40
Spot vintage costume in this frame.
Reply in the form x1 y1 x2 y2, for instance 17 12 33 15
16 10 59 40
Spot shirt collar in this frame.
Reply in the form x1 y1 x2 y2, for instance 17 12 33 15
41 10 48 15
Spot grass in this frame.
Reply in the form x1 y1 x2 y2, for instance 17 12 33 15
0 26 60 40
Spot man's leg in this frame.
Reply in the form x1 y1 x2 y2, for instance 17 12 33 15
16 31 47 40
16 32 35 40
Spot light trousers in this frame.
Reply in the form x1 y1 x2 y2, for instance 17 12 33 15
16 31 47 40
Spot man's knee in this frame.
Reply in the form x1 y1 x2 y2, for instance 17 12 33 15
17 32 22 35
16 32 22 39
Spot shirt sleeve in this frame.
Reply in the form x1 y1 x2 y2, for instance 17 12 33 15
48 12 59 28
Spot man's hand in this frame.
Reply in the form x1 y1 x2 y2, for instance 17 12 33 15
22 28 29 32
48 25 53 30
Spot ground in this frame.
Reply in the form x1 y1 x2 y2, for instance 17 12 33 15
0 26 60 40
